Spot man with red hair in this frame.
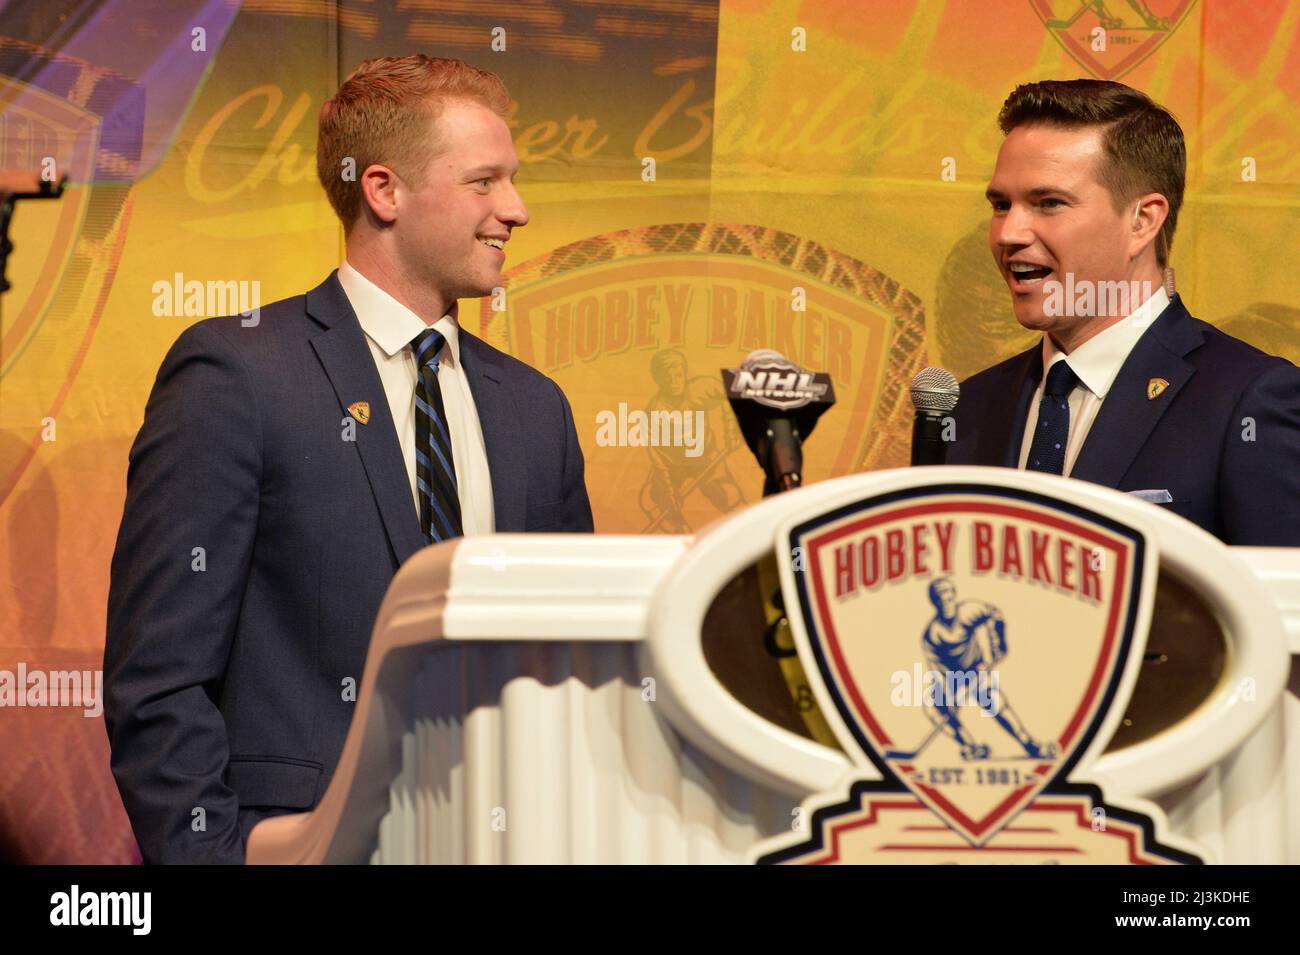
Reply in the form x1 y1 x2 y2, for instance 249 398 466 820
104 56 592 863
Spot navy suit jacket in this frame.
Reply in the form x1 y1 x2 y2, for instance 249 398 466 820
947 295 1300 546
104 271 593 863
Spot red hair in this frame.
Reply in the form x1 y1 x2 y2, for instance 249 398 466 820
316 55 510 232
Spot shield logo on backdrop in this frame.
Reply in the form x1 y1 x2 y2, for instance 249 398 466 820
781 483 1168 850
1030 1 1198 80
480 223 926 533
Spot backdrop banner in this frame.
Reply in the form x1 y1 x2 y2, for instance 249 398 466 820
0 0 1295 863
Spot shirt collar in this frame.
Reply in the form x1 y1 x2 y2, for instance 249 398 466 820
1040 285 1169 400
337 259 461 366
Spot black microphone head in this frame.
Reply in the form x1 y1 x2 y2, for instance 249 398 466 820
911 367 960 415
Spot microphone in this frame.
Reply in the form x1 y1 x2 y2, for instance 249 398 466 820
722 350 836 496
910 367 960 466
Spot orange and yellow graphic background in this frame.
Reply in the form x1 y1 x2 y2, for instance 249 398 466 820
0 0 1296 862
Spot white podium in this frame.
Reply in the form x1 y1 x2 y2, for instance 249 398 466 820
246 468 1299 864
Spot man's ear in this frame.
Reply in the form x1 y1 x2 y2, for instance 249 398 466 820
359 164 401 226
1128 192 1169 262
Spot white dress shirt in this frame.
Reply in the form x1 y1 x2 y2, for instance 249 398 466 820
1017 286 1169 476
337 260 495 535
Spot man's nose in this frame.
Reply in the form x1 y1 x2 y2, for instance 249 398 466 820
994 202 1035 249
499 180 529 228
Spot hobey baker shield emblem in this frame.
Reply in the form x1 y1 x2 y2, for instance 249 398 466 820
753 483 1204 864
1030 0 1198 81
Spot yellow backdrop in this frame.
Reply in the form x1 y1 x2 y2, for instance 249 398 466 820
0 0 1295 862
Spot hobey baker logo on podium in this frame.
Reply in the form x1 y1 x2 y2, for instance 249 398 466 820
751 484 1207 864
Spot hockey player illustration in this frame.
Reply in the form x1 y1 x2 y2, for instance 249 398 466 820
1045 0 1172 31
888 577 1058 762
639 348 745 532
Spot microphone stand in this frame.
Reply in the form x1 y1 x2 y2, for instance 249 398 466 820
759 418 803 496
0 172 68 323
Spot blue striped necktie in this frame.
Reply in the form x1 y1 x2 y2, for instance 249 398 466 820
1026 360 1080 475
411 328 463 542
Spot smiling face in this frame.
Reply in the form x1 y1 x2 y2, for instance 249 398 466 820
390 99 528 307
986 124 1139 347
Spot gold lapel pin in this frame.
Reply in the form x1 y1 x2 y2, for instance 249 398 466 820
347 400 371 424
1146 378 1169 400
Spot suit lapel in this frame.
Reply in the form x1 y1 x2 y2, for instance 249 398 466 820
306 272 426 566
975 344 1042 467
458 328 528 533
1070 296 1202 487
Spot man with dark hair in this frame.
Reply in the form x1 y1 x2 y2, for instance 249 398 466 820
104 56 593 864
948 79 1300 546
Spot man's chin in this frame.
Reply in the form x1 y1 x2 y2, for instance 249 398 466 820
454 279 502 301
471 273 504 298
1011 299 1050 332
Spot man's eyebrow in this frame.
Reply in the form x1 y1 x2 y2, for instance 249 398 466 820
985 185 1080 202
461 163 517 179
1025 186 1078 201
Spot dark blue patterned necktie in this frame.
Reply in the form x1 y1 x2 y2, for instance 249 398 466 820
1026 360 1080 475
411 328 462 542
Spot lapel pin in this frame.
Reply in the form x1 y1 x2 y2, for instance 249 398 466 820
347 401 371 424
1146 378 1169 401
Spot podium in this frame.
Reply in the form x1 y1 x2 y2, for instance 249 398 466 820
246 467 1298 864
